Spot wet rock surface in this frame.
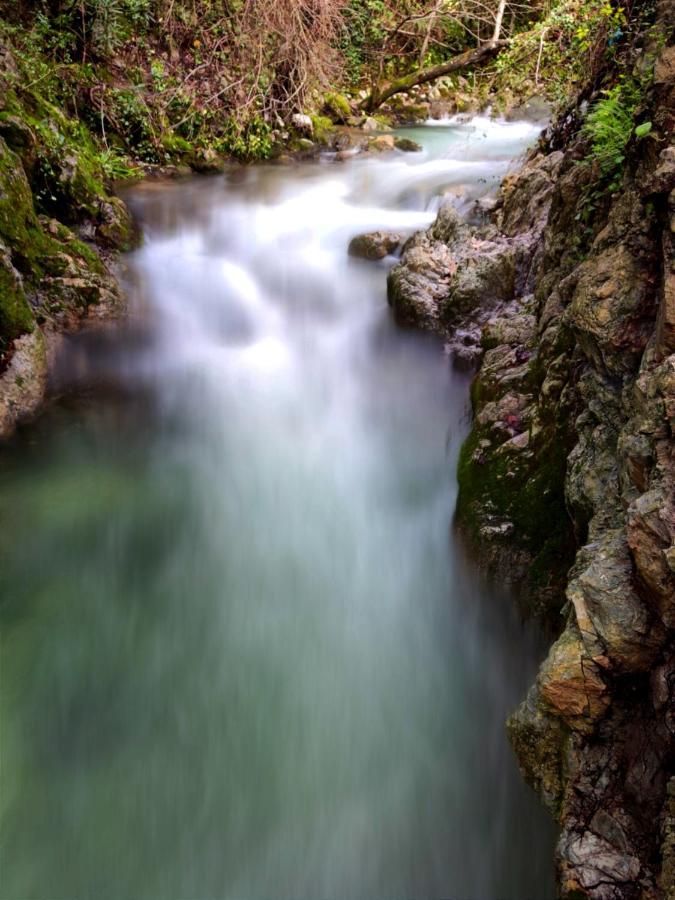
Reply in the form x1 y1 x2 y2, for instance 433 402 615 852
387 151 563 365
348 230 402 260
393 17 675 898
0 132 125 438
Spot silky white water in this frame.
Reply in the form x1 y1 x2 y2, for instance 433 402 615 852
0 117 555 899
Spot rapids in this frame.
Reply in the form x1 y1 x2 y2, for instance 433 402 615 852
0 116 556 899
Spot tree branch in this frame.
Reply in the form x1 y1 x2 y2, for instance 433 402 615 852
361 39 508 112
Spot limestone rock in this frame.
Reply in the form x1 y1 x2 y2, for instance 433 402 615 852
367 134 395 152
565 244 654 376
567 531 662 673
0 329 47 438
290 113 313 135
387 201 518 335
348 231 402 260
538 625 610 730
559 831 641 898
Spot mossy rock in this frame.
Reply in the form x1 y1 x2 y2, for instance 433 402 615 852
0 244 34 349
394 136 422 152
0 135 38 251
33 147 107 224
95 197 135 250
456 420 575 613
322 92 352 124
309 115 334 145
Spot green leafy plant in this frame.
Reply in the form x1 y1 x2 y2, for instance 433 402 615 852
581 83 634 180
98 148 138 181
217 116 273 161
581 74 647 188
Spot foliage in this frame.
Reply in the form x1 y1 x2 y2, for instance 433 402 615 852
581 79 637 185
489 0 623 106
573 67 653 234
217 116 274 161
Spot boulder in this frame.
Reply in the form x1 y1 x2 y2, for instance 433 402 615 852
394 136 422 152
367 134 395 152
290 113 313 135
348 231 401 260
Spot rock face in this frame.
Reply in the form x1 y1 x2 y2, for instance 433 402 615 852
388 153 563 363
391 20 675 899
0 131 126 438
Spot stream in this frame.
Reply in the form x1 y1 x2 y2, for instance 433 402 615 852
0 117 556 899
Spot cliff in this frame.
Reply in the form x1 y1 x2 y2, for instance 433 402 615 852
388 3 674 894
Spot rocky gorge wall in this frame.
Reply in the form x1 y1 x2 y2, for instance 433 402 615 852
0 37 135 437
388 10 674 897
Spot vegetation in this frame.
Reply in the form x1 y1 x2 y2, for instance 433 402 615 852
581 74 652 186
0 0 663 371
1 0 655 171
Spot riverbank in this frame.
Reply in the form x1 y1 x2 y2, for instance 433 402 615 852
387 2 674 894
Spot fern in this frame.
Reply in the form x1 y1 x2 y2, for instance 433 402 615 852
581 76 644 188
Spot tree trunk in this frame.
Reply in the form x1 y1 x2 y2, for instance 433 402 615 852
418 0 444 68
492 0 507 44
361 40 508 113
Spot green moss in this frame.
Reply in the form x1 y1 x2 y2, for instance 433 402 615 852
456 417 575 610
161 133 193 160
0 261 34 347
322 92 351 123
309 115 334 145
0 137 38 248
68 237 104 273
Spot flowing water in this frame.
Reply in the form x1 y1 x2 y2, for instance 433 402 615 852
0 117 556 899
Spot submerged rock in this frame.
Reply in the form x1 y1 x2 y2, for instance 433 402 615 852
394 136 422 152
